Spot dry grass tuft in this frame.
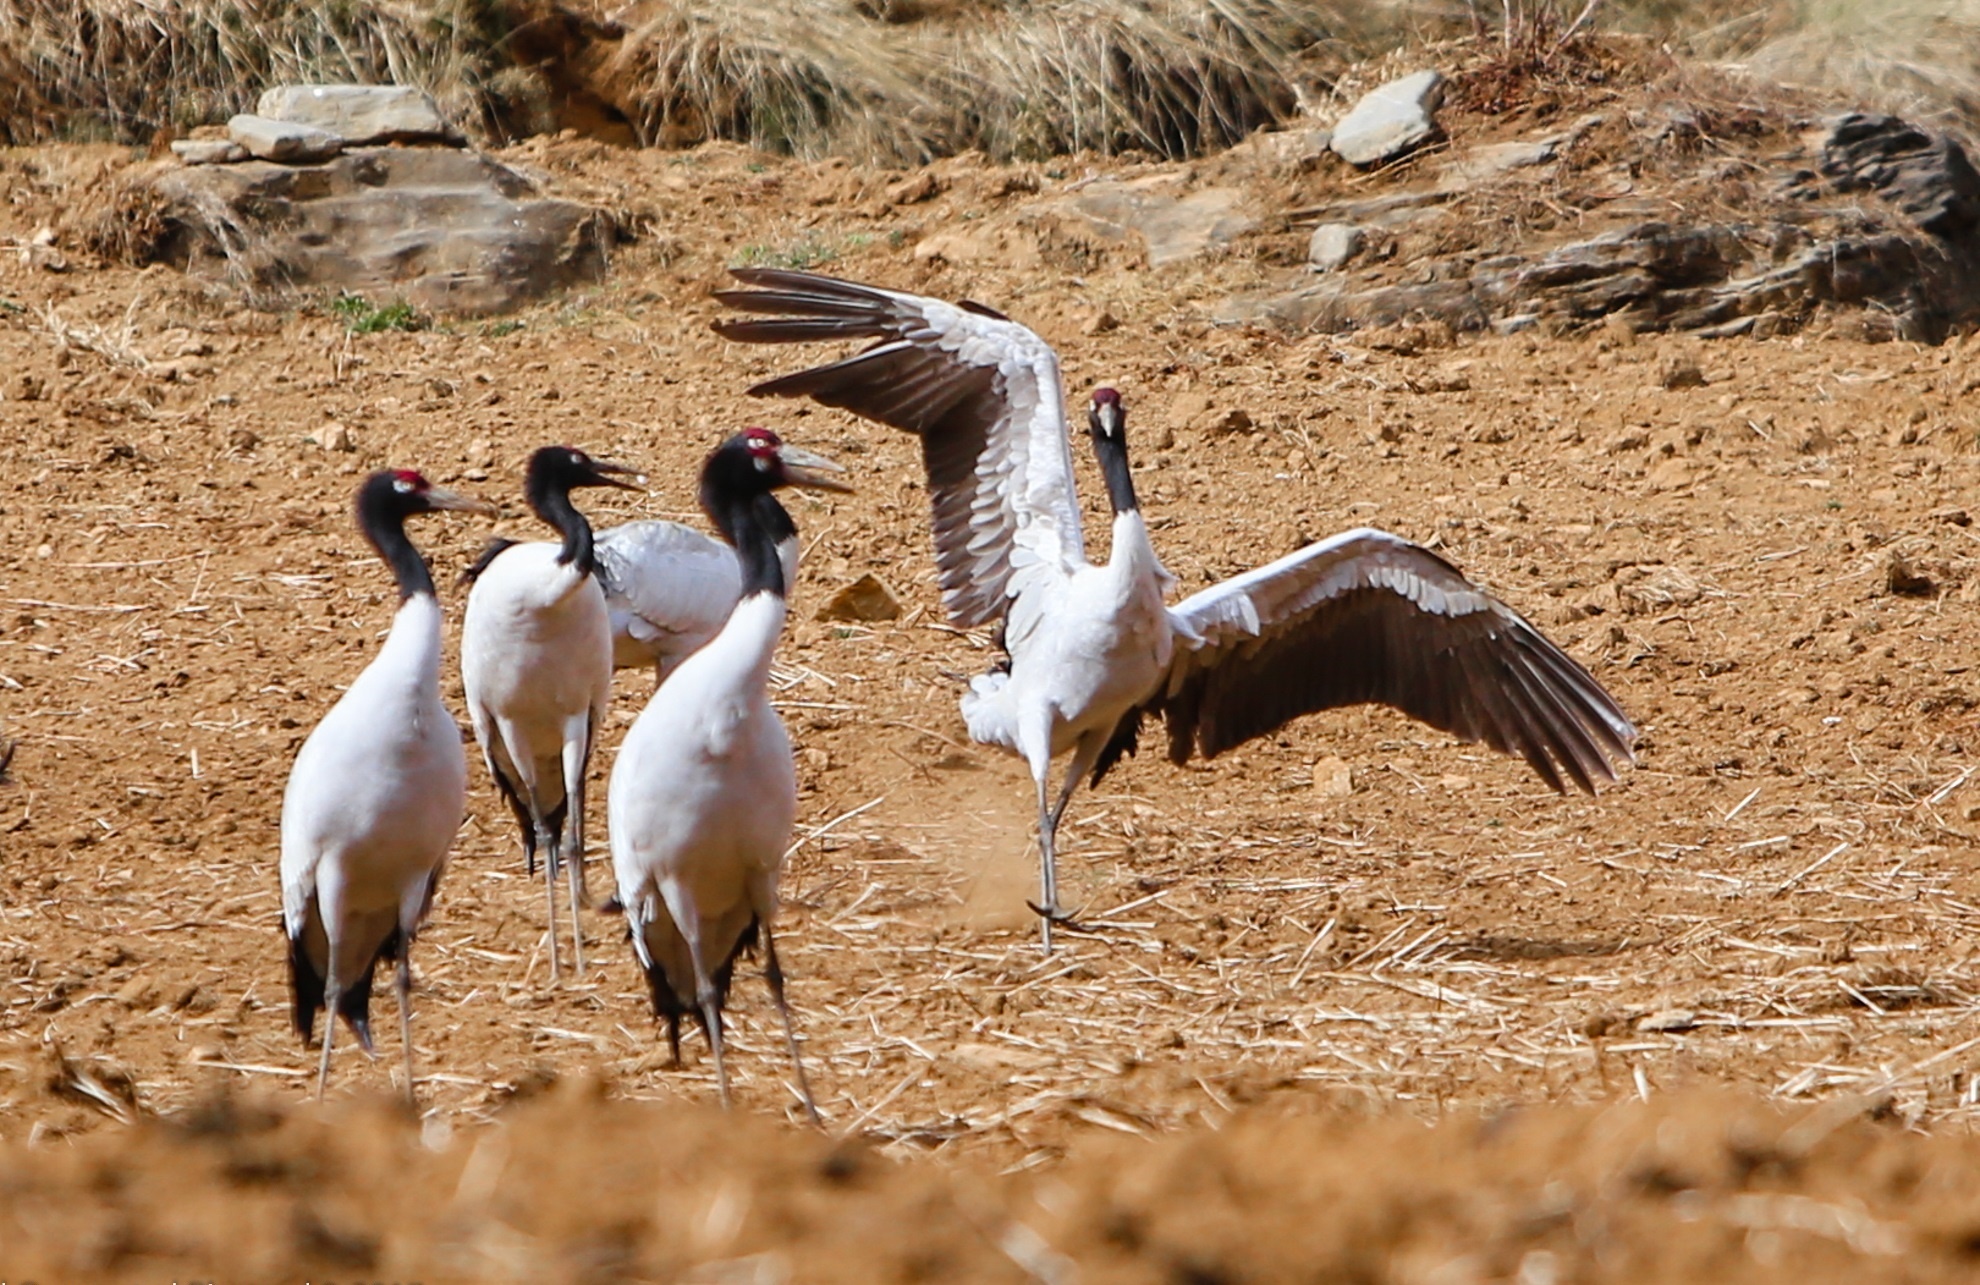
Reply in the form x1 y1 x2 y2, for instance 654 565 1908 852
0 0 508 145
603 0 944 161
1734 1 1980 138
951 0 1343 160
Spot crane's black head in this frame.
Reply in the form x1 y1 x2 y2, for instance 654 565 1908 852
700 428 852 512
1089 387 1126 442
354 469 494 599
701 429 851 598
523 445 643 504
522 445 642 574
1087 389 1139 515
356 469 493 527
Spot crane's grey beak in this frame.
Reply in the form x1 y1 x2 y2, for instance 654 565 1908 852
424 486 498 515
1092 400 1123 438
778 444 854 493
586 459 647 491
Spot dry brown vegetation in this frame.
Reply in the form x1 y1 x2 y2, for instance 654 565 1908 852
2 1 1978 161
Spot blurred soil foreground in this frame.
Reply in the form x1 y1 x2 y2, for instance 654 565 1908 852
8 2 1980 1280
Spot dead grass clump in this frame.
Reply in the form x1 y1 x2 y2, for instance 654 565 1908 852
602 0 943 161
66 159 173 264
0 0 508 145
952 0 1342 160
1736 1 1980 140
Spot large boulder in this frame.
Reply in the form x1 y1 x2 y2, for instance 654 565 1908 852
148 146 613 315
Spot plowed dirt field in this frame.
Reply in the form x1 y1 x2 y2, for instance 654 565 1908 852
4 130 1980 1282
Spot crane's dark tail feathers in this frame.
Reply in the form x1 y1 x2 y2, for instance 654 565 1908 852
488 764 568 878
1092 706 1144 786
458 536 518 589
287 923 404 1053
633 917 757 1056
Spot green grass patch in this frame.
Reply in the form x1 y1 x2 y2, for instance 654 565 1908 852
733 231 872 271
330 293 423 335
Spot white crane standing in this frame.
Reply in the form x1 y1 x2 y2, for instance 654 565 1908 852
461 445 639 980
281 469 492 1100
715 269 1638 951
608 429 849 1119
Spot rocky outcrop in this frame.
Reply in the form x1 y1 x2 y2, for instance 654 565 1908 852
227 114 343 163
1226 111 1980 343
148 144 613 315
1045 175 1255 268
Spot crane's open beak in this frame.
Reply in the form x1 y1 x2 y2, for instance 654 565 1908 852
424 487 499 515
778 444 854 493
585 459 647 491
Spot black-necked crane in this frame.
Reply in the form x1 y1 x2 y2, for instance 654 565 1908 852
608 429 849 1120
281 469 492 1101
461 445 639 981
715 269 1639 951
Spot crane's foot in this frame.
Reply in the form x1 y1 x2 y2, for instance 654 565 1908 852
1025 900 1093 933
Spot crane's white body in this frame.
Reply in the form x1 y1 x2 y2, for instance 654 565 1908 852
611 589 794 1004
281 591 464 1090
594 519 750 681
964 510 1174 779
461 540 614 973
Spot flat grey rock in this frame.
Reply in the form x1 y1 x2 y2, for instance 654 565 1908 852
1054 176 1255 267
171 138 247 165
1331 70 1445 167
227 113 342 163
257 84 453 145
1229 125 1333 172
1436 138 1558 192
1307 222 1363 272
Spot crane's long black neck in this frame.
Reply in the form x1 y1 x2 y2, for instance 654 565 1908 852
706 485 796 599
356 492 435 602
1093 427 1139 516
528 474 597 577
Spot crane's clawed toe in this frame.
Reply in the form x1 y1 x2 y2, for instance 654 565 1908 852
1025 900 1093 933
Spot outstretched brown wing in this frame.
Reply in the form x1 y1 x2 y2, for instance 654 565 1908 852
1100 528 1636 793
714 268 1084 628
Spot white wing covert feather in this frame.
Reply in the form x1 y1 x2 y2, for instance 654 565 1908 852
593 520 742 671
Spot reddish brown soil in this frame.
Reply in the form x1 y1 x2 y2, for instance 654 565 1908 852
4 97 1980 1279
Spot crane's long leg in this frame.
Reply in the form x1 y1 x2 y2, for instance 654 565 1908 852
701 987 729 1108
1027 736 1107 953
316 971 339 1103
537 819 562 983
677 916 729 1108
762 925 821 1126
562 723 592 977
566 856 586 977
395 949 416 1107
1029 764 1059 954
